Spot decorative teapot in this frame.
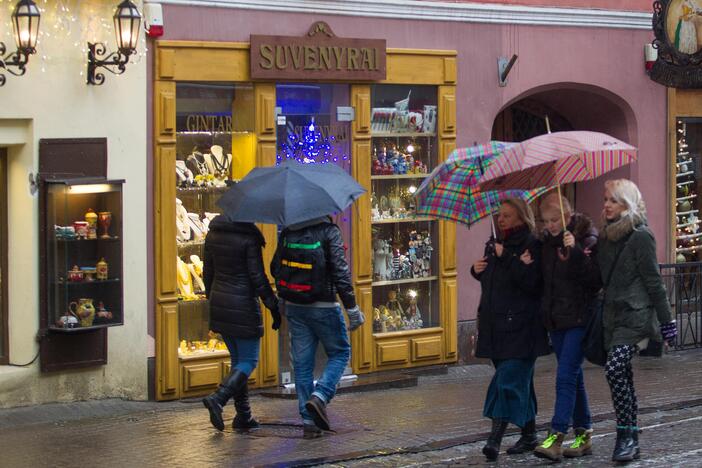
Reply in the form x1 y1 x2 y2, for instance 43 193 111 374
70 298 96 327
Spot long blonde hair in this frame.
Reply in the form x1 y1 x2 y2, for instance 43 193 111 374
501 198 537 234
604 179 647 225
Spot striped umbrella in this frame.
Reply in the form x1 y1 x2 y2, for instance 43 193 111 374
414 141 547 230
478 131 638 191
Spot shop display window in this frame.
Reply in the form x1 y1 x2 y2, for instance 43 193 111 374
370 85 440 333
675 118 702 262
44 180 124 331
175 82 256 359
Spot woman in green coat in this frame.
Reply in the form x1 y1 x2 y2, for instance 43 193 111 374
598 179 677 463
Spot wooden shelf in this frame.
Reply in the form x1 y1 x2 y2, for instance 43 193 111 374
371 174 429 180
57 236 120 243
178 239 205 249
371 132 436 138
372 276 438 287
179 349 230 361
372 216 435 225
58 279 121 286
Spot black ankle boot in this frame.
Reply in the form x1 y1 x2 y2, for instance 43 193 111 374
233 383 259 430
202 370 248 431
483 419 508 461
632 428 640 460
507 420 538 454
612 427 636 462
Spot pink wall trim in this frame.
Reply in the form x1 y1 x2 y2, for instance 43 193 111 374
152 5 667 322
424 0 652 12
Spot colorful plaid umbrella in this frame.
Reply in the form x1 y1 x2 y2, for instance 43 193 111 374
414 142 547 228
478 131 638 191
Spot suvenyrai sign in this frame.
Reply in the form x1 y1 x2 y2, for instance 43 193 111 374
250 22 386 81
651 0 702 88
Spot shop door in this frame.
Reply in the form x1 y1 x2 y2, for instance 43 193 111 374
274 83 354 385
0 149 7 364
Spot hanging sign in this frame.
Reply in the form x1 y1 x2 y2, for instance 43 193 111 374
250 21 386 81
651 0 702 88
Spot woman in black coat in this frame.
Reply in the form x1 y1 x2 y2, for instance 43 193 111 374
471 198 550 461
532 194 600 462
201 215 280 432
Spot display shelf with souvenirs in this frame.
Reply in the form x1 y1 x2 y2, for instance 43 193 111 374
369 84 440 334
44 179 124 331
174 82 256 360
675 119 702 262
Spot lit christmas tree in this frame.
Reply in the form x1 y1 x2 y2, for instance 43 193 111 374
676 120 701 262
276 118 348 165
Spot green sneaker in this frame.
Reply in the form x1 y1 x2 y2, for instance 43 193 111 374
533 431 565 461
563 428 593 458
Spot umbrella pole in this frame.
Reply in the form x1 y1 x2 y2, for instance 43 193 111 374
557 183 567 231
544 115 566 230
478 152 497 239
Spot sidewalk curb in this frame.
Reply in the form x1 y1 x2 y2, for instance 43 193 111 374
260 397 702 468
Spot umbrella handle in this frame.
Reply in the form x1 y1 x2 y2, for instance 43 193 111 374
557 183 567 232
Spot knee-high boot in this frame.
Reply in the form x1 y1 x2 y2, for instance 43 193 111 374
233 383 260 430
202 370 248 431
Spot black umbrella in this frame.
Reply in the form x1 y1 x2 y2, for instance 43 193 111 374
216 161 366 226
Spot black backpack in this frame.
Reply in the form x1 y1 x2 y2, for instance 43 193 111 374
273 226 328 304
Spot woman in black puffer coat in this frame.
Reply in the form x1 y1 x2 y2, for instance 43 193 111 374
471 198 550 462
201 214 279 432
532 194 601 462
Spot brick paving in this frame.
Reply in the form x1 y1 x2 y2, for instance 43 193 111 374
1 349 702 467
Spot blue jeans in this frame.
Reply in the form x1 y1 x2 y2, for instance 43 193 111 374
286 304 351 424
550 327 592 433
221 335 260 377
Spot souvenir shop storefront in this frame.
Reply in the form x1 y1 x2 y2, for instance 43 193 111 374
152 23 459 400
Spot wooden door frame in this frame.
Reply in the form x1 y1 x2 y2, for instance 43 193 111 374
0 149 8 364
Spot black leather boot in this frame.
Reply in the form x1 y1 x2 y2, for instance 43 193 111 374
612 427 636 462
632 428 640 460
507 419 538 454
232 383 260 430
202 370 248 431
483 419 508 461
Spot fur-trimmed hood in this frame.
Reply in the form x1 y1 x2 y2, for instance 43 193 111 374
600 211 647 243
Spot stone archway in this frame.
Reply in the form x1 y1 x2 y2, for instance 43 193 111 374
490 83 639 223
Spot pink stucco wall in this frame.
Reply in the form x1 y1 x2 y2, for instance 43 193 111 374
153 5 667 322
426 0 651 11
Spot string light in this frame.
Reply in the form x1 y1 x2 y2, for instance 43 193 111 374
276 118 350 165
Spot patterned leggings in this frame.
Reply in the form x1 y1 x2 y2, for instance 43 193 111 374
605 345 638 428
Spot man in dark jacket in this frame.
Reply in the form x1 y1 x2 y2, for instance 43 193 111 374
201 215 280 432
271 216 365 438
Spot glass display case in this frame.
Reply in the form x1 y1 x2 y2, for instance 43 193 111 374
175 82 256 360
44 179 124 331
675 118 702 263
370 84 440 333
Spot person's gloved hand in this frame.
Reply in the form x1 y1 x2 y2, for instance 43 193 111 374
269 306 282 331
660 320 677 347
346 306 365 331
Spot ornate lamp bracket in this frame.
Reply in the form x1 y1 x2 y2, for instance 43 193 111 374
0 42 31 87
87 42 133 86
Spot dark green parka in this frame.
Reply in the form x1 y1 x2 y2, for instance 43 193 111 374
597 214 672 350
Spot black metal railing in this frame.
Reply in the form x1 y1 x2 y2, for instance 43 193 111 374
660 262 702 350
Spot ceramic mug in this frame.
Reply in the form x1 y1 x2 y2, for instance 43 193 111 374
73 221 89 239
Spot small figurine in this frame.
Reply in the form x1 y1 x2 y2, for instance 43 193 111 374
96 301 113 320
96 258 109 281
386 290 405 329
373 307 383 333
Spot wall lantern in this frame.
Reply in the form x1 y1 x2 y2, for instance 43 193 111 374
87 0 141 85
0 0 41 87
